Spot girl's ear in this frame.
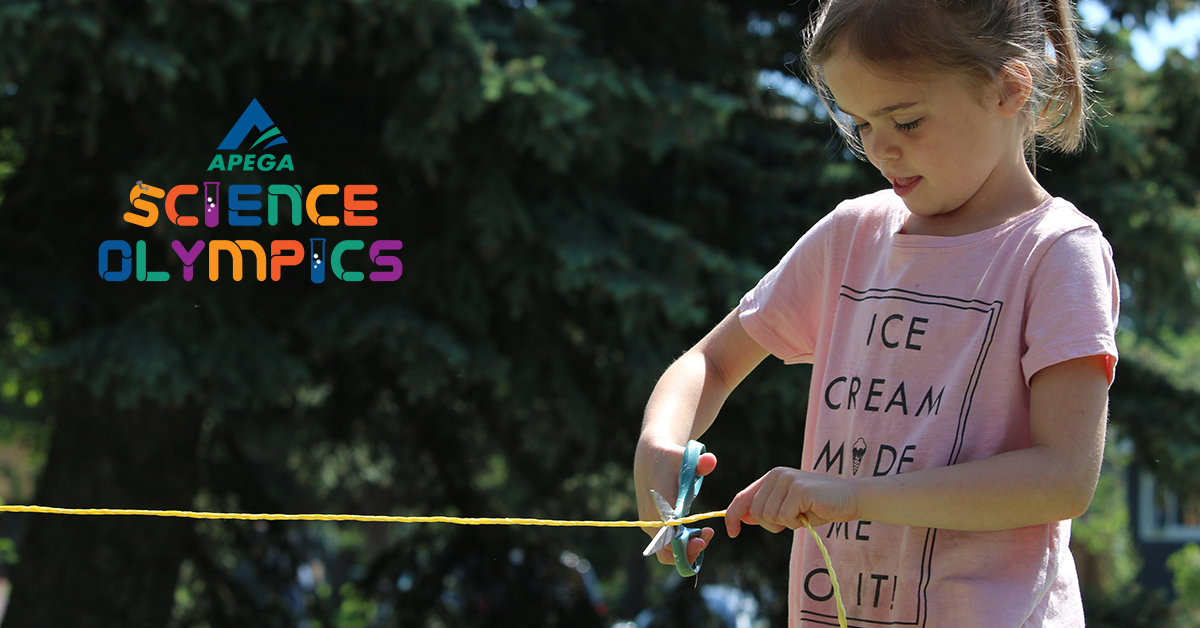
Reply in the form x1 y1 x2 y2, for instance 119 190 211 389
997 60 1033 117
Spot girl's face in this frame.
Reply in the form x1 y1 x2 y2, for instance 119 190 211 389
822 47 1044 236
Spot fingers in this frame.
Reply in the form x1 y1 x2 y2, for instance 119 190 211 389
725 475 765 538
728 467 856 546
654 526 714 565
697 452 718 477
688 527 714 564
728 468 814 537
781 482 828 528
754 471 790 534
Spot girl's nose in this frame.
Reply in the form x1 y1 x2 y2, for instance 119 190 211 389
866 130 901 162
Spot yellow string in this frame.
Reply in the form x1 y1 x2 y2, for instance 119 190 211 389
0 504 727 527
803 516 847 628
0 504 846 625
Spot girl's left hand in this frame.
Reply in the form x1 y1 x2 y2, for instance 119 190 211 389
725 467 859 537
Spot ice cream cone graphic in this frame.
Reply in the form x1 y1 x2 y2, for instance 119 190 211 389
852 438 867 475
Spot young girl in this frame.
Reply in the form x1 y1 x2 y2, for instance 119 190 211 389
634 0 1119 625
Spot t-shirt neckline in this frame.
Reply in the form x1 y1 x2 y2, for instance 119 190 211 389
890 195 1058 250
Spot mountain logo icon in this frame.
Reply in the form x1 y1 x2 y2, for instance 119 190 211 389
217 98 288 151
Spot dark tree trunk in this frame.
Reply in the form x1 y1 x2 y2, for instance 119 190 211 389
5 383 202 627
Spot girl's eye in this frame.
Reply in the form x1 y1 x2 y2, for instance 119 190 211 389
895 119 922 132
853 121 870 133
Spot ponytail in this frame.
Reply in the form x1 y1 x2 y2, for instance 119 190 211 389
1038 0 1092 153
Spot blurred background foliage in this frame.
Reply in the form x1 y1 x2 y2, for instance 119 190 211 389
0 0 1198 626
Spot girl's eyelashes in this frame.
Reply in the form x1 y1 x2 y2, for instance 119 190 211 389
851 119 923 133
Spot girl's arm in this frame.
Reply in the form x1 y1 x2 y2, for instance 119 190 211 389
635 307 769 563
726 354 1109 535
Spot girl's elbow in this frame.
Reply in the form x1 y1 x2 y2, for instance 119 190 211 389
1060 473 1100 520
1038 445 1102 521
1034 463 1098 521
1062 493 1093 521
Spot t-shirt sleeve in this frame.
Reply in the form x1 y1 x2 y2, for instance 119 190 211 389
737 208 837 364
1021 225 1120 386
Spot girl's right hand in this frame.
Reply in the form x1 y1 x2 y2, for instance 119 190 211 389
634 437 718 566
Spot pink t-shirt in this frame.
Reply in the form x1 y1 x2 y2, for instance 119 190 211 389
738 190 1119 628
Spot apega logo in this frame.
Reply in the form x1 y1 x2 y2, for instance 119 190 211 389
207 98 294 172
103 99 402 284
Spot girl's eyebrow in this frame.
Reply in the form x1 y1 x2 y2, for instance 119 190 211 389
871 102 921 116
840 102 922 118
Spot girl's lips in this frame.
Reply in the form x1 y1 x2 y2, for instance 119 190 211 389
891 176 921 196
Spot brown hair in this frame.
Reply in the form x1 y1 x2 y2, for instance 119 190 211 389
803 0 1093 156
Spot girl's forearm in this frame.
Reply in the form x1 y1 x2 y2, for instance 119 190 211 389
851 443 1101 531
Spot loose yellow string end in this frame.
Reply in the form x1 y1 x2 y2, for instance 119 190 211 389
802 516 847 628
